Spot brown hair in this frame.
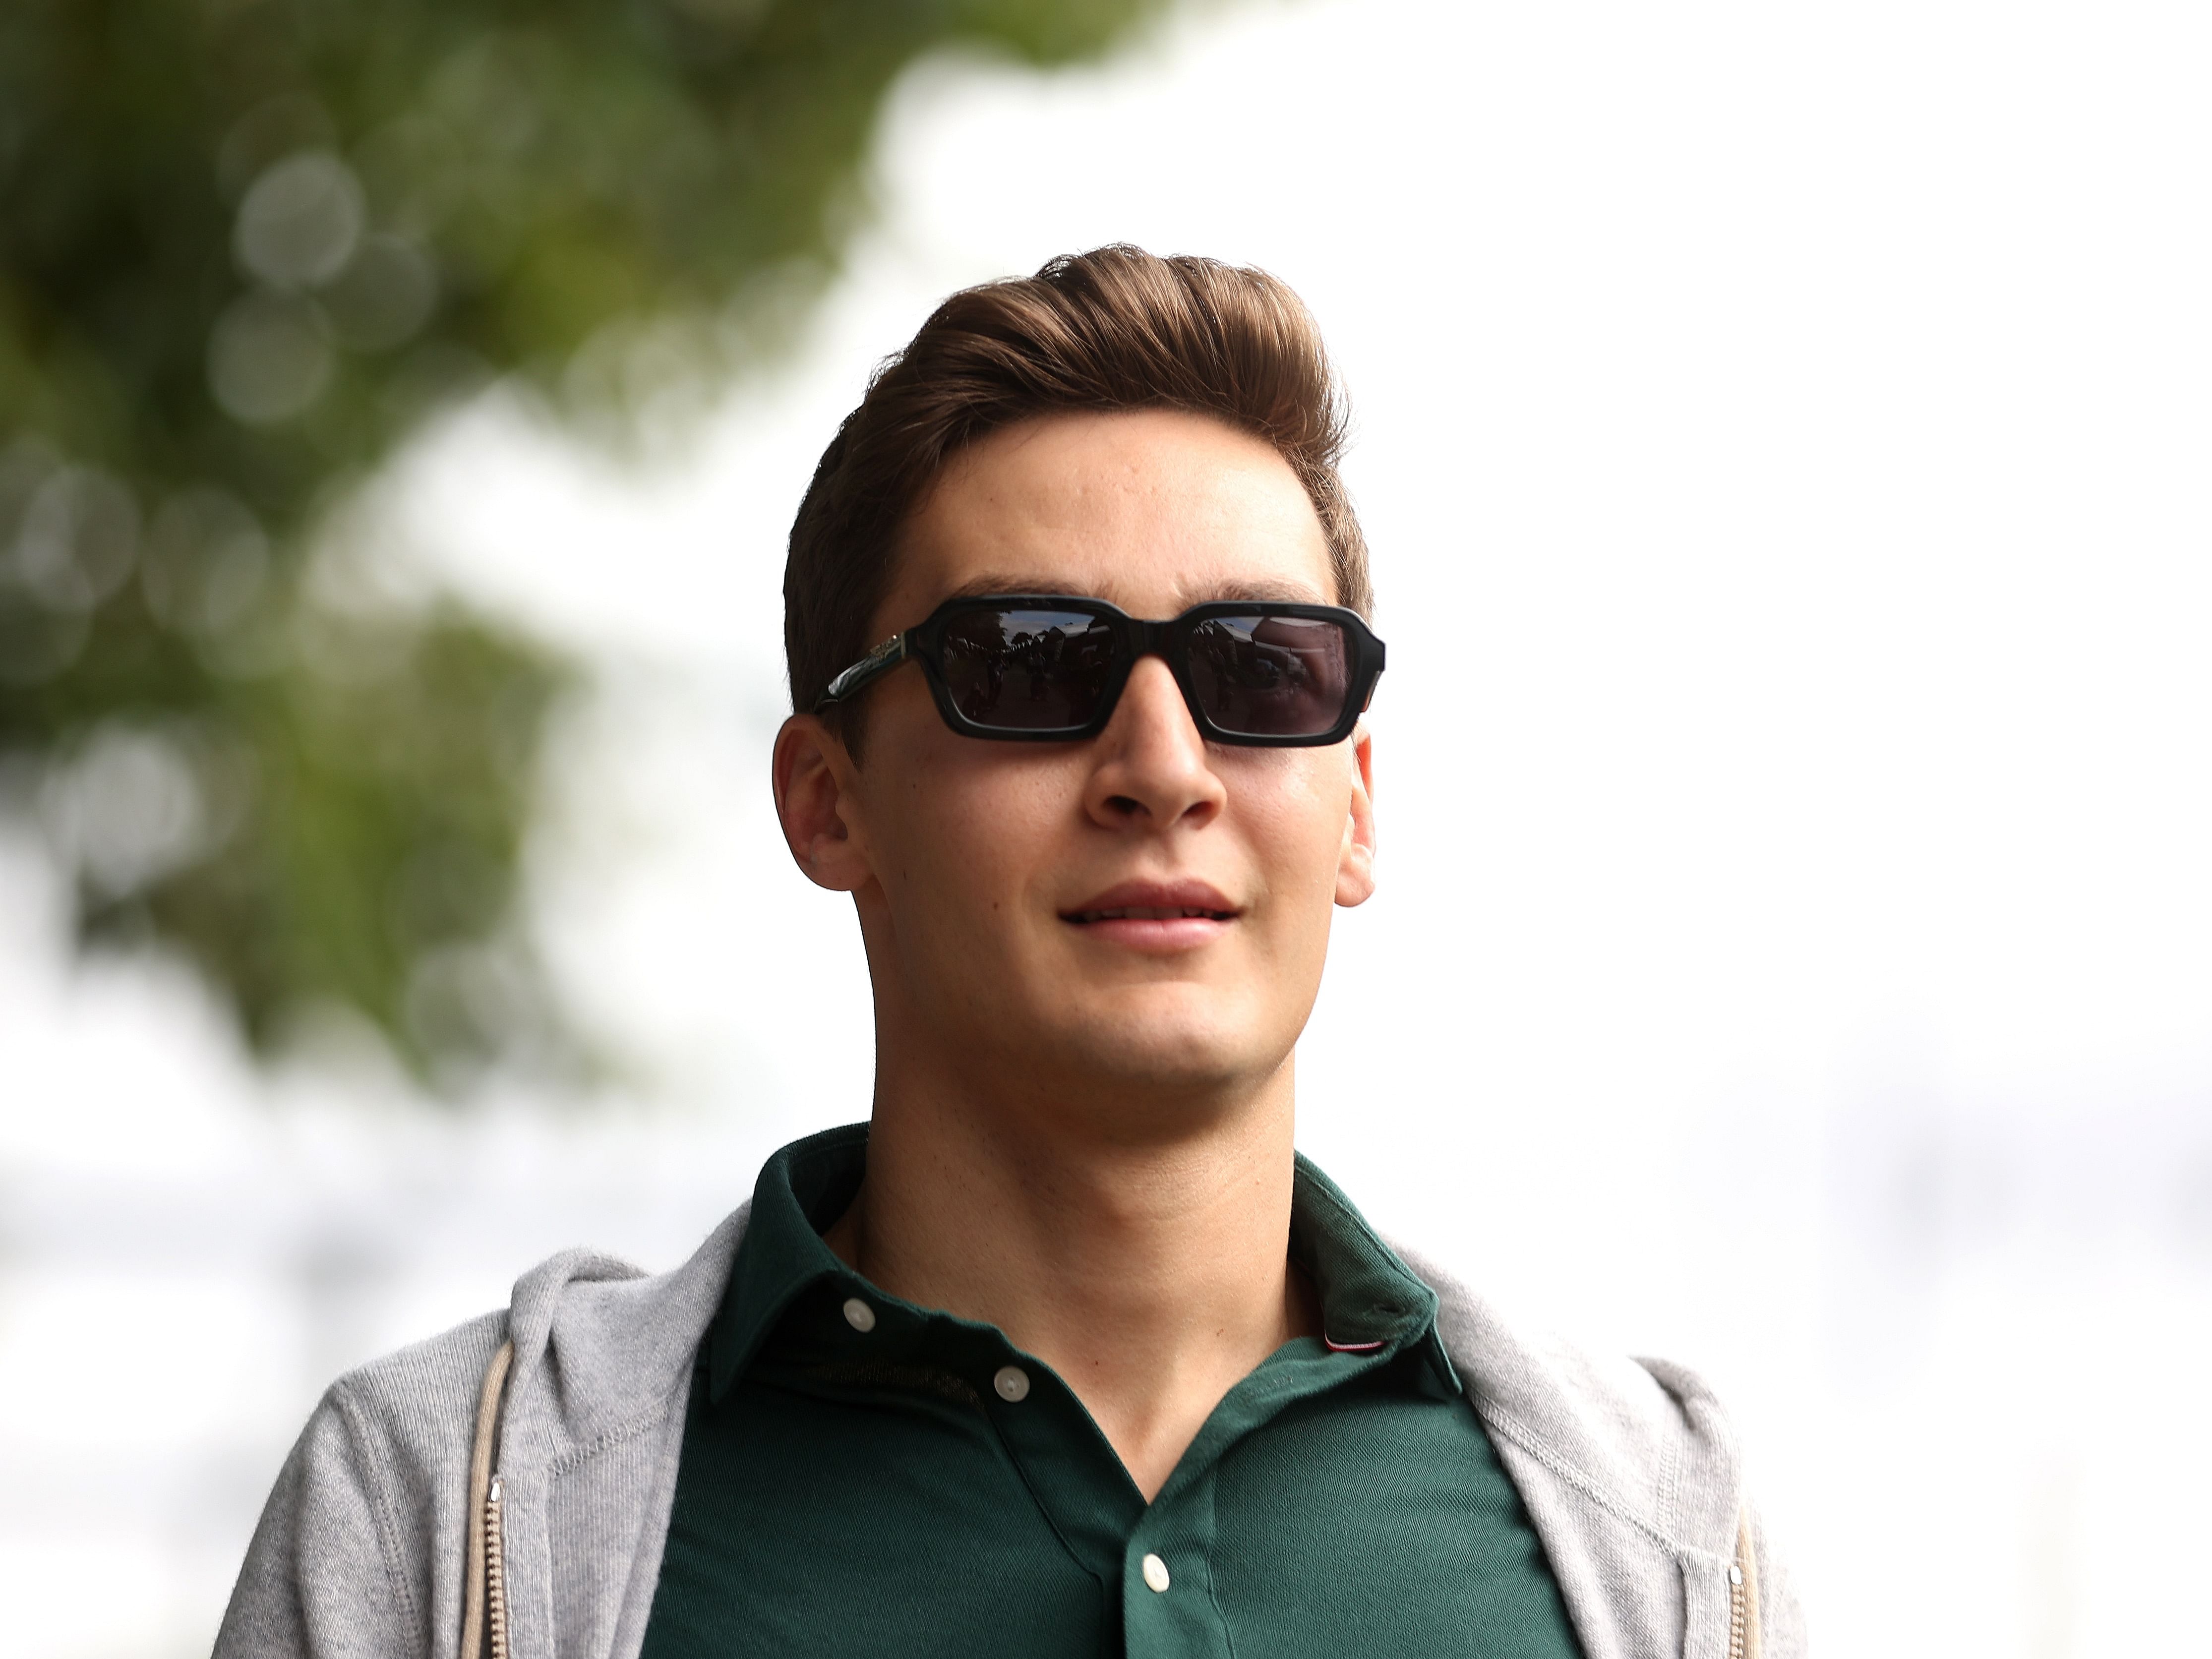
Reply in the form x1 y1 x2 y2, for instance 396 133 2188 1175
782 246 1371 740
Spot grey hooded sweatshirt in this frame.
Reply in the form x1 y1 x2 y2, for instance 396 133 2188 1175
213 1203 1807 1659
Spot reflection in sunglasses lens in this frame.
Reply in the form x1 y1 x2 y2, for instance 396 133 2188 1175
1185 616 1349 736
932 605 1355 738
940 608 1118 730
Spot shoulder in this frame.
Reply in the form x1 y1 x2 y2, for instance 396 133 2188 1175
1389 1240 1742 1555
322 1209 746 1485
320 1308 510 1485
1391 1240 1808 1658
217 1213 750 1659
295 1204 747 1492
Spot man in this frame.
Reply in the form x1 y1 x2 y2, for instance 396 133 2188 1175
217 247 1803 1659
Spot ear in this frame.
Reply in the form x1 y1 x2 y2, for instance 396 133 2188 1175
1334 723 1376 907
772 714 873 893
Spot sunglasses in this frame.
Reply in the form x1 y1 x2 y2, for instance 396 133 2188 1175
817 594 1385 746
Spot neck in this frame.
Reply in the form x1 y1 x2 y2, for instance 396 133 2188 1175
823 1048 1316 1500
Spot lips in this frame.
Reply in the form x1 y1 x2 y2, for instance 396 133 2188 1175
1060 880 1240 928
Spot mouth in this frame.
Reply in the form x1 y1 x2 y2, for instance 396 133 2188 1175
1060 880 1240 948
1064 902 1239 924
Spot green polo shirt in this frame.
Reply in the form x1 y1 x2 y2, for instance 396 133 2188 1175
639 1125 1583 1659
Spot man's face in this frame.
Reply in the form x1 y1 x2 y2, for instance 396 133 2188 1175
784 408 1375 1128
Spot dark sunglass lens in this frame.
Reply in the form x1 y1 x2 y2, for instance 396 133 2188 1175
940 608 1119 731
1185 615 1352 737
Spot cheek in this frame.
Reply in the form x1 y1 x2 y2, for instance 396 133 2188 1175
874 747 1075 925
1237 754 1355 905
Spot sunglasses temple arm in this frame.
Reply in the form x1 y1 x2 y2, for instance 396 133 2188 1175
818 633 909 710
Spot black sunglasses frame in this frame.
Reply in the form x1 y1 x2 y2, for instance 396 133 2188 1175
817 593 1386 747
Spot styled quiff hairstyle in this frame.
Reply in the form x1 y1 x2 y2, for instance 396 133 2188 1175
782 246 1371 731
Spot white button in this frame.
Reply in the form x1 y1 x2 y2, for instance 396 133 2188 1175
841 1298 876 1333
993 1365 1030 1402
1728 1564 1744 1587
1141 1553 1171 1594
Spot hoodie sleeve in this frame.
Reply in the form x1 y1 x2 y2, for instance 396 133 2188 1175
213 1313 501 1659
212 1384 431 1659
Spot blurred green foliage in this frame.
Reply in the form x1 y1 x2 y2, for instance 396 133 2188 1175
0 0 1162 1087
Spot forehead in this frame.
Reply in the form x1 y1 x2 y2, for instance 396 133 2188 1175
888 409 1334 627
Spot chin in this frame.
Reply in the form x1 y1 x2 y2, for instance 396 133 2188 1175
1051 994 1288 1097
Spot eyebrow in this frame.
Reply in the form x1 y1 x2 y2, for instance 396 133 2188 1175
934 573 1334 610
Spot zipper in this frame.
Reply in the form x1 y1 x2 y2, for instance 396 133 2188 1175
1726 1560 1747 1659
484 1475 510 1659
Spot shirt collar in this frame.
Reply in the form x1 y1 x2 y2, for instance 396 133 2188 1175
1289 1153 1448 1379
707 1123 871 1400
706 1124 1454 1401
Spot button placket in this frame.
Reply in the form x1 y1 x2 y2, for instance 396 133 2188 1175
1121 1472 1230 1659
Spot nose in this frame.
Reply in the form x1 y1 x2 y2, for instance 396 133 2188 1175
1081 656 1226 832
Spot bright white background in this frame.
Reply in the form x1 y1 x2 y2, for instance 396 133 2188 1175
4 1 2210 1655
